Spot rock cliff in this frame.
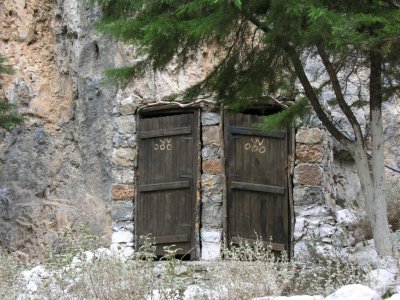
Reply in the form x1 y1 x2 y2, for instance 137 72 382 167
0 0 125 254
1 0 399 257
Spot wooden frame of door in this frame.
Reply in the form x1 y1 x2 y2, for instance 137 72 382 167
222 110 295 258
136 107 201 260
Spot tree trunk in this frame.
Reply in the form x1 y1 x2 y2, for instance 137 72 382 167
285 43 394 256
351 143 394 256
365 47 394 256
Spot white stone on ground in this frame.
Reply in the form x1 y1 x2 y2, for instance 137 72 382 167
19 265 49 297
366 268 397 296
184 284 227 300
350 245 379 271
253 296 323 300
325 284 381 300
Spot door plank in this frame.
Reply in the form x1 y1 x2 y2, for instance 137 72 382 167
230 127 285 139
139 181 190 192
231 181 285 195
140 127 192 139
154 235 189 244
231 236 285 252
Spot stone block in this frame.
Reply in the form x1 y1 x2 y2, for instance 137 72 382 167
296 144 324 163
294 217 307 241
202 159 223 175
201 242 221 261
112 148 137 167
293 186 324 206
201 229 222 243
202 193 223 204
201 202 223 227
111 230 134 243
318 224 336 238
112 184 135 200
112 221 134 232
297 205 332 218
202 145 221 159
119 96 138 115
335 209 358 226
201 174 222 193
294 164 323 186
114 116 136 134
111 201 133 221
296 128 322 144
201 112 220 126
113 133 136 148
202 126 220 146
112 168 134 184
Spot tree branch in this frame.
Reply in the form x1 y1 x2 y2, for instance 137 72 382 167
317 46 364 142
232 5 270 34
283 45 352 145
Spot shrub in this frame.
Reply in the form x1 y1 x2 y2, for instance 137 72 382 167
208 240 295 299
41 222 105 269
386 177 400 232
36 235 198 299
349 176 400 241
293 245 369 296
0 247 24 299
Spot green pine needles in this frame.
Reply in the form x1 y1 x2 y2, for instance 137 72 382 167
91 0 400 130
0 54 23 130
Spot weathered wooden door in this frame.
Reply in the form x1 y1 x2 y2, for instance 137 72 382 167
137 111 198 256
224 112 290 251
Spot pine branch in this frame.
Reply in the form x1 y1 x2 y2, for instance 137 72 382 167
317 46 364 143
283 44 352 146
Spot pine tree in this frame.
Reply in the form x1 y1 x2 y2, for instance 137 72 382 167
0 54 23 130
93 0 400 256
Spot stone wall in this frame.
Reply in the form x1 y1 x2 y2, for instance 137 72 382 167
1 0 399 260
199 112 223 260
108 102 225 260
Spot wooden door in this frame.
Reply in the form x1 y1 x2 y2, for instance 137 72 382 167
224 112 290 251
137 112 198 256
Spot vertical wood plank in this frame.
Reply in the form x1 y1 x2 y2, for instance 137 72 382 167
235 113 244 237
164 116 173 236
242 114 252 238
225 113 236 237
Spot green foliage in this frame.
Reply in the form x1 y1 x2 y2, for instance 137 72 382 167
293 246 369 296
0 55 13 76
260 98 311 131
91 0 400 119
41 223 104 269
0 102 24 130
0 54 24 130
0 247 24 299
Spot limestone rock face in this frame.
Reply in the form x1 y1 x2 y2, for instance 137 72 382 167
0 0 218 256
0 0 125 255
